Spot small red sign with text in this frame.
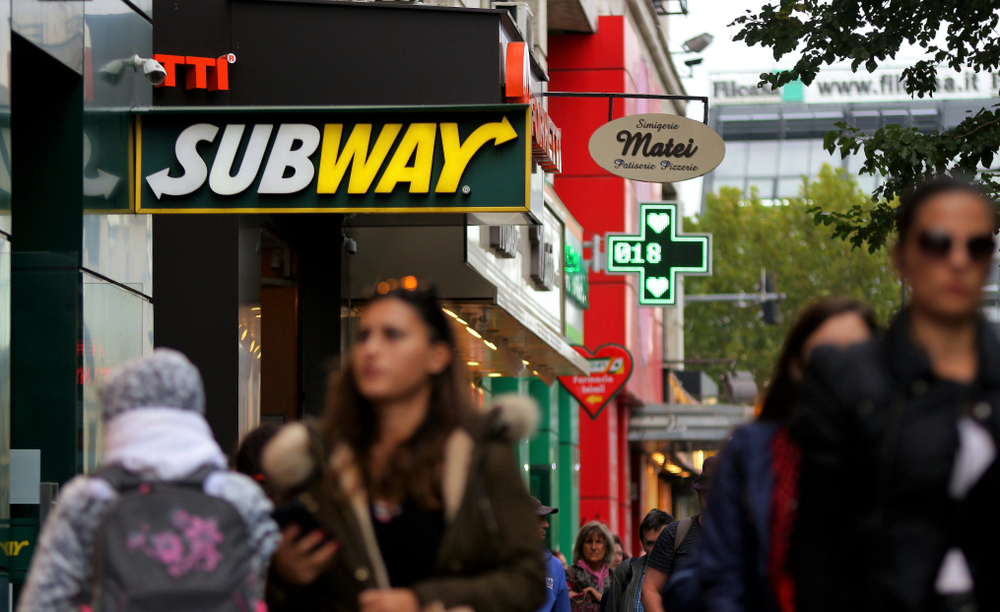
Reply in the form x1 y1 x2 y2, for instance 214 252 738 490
558 344 633 420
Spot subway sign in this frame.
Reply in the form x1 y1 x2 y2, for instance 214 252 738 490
134 106 531 213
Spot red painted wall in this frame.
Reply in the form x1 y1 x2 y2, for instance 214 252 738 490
550 15 668 553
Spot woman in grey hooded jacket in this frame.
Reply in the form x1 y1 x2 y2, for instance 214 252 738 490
16 349 280 612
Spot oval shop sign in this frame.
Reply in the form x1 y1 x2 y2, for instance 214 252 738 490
588 113 725 183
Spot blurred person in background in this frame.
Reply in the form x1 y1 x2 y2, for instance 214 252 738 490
793 178 1000 612
262 284 545 612
533 497 571 612
602 509 673 612
556 551 570 569
640 457 717 612
17 349 279 612
611 536 629 571
566 521 615 612
234 422 281 499
697 298 877 612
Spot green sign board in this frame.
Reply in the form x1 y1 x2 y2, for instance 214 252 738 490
134 105 531 214
605 203 711 306
564 243 589 309
1 518 39 579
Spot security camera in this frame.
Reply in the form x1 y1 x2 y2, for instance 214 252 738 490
134 55 167 86
343 235 358 255
98 55 167 86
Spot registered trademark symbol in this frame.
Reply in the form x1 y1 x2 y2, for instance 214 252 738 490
227 53 237 64
461 185 471 195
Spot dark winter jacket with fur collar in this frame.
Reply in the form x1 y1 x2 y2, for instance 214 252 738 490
261 398 547 612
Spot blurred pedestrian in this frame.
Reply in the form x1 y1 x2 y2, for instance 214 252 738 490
611 535 628 570
566 521 614 612
602 508 673 612
793 178 1000 612
555 551 570 569
17 349 280 612
697 298 877 612
640 457 717 612
533 497 571 612
234 422 280 499
261 284 546 612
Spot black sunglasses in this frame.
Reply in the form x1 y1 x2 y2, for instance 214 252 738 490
917 230 997 262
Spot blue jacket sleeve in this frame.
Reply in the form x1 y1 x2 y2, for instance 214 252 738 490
554 573 572 612
698 428 750 612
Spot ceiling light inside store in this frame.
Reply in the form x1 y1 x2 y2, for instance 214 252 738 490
533 370 539 376
467 361 480 366
402 276 418 290
256 314 261 318
522 359 530 366
484 339 498 351
442 308 459 319
651 452 666 465
666 464 682 474
488 373 503 378
250 341 256 352
257 353 261 359
251 307 260 311
456 317 468 326
466 327 482 339
377 282 390 294
241 329 248 341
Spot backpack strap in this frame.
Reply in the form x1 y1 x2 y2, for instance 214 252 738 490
94 464 220 492
673 517 694 552
94 465 145 492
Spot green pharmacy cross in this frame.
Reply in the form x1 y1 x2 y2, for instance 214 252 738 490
605 203 712 306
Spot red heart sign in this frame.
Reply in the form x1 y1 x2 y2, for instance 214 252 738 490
558 344 634 421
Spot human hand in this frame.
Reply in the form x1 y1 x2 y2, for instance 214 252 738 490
272 525 339 585
585 587 602 601
358 588 420 612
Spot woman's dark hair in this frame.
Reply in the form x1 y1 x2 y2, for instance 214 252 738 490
757 298 877 422
896 177 997 245
320 284 471 510
234 423 280 499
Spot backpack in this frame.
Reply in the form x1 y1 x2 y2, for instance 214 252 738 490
90 465 260 612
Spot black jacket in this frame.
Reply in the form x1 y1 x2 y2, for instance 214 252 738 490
791 311 1000 612
601 556 645 612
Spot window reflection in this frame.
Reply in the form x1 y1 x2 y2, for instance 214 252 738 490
81 273 149 473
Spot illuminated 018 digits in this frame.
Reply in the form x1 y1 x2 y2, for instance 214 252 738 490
614 242 661 265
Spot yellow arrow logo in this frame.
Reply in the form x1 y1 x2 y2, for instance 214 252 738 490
435 116 518 193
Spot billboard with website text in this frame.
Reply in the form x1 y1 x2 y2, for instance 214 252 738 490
711 67 1000 105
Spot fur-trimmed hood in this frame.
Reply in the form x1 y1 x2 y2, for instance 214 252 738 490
261 392 539 496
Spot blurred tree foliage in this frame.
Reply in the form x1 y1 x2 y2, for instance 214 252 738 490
732 0 1000 252
683 166 900 389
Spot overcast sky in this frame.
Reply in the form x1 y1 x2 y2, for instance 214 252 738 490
667 1 786 214
665 2 938 214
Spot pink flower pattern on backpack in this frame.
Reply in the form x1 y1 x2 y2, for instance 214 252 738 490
127 510 225 577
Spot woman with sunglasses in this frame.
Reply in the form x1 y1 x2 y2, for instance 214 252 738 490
792 178 1000 612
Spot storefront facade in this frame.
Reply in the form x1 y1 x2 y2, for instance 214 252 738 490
549 12 691 553
2 0 591 594
1 0 155 602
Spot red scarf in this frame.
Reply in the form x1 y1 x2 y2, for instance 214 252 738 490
769 425 800 612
